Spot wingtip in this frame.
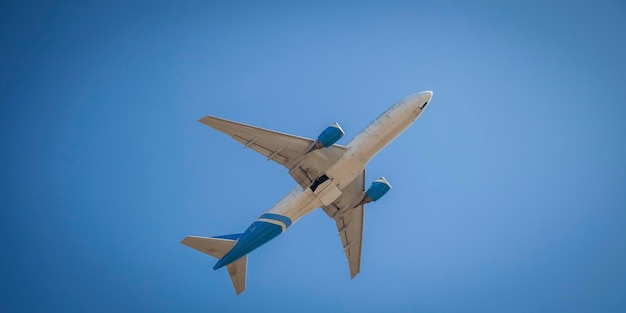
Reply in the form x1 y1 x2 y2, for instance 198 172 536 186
350 271 360 279
197 116 211 123
180 236 191 245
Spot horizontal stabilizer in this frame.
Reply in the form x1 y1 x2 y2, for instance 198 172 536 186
181 235 240 259
181 234 248 295
226 255 247 295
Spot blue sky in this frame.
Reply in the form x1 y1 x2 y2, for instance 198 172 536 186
2 1 625 312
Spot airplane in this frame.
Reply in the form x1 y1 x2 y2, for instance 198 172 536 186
181 90 434 295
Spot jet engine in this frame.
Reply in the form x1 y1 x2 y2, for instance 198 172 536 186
357 177 392 206
308 122 345 153
317 122 344 148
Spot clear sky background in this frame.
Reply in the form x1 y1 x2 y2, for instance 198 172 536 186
2 1 625 312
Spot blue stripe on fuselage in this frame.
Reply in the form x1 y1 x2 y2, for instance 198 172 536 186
259 213 292 228
213 233 243 240
213 221 283 270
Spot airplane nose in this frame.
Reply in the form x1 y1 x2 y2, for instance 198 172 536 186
411 90 432 110
421 90 433 102
403 90 433 112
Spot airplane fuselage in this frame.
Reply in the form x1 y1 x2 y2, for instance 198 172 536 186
213 91 432 269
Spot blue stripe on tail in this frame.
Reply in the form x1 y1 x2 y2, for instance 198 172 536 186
213 221 283 270
213 233 243 240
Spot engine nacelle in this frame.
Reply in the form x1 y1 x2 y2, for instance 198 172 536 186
317 122 345 148
365 177 392 202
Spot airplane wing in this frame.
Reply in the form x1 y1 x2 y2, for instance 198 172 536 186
199 116 348 187
321 170 366 278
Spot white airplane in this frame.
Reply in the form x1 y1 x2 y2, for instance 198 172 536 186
182 91 434 295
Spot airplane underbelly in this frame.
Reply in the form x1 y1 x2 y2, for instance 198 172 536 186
267 186 321 225
267 172 357 225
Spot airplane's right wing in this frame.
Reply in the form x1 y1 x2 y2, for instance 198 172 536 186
199 116 347 188
321 170 366 278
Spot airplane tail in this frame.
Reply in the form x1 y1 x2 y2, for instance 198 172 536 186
181 234 248 295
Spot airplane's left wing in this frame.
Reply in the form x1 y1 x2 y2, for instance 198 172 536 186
199 116 347 188
321 170 366 278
